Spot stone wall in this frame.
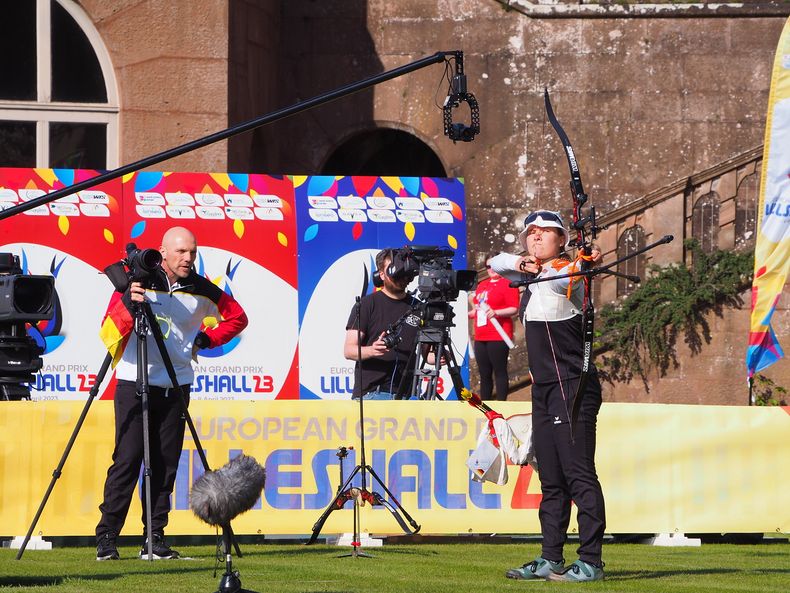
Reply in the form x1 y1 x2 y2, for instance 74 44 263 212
240 1 786 268
79 0 230 171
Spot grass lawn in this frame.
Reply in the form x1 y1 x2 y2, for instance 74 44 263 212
1 541 788 592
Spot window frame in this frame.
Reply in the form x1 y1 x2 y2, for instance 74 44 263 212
0 0 118 168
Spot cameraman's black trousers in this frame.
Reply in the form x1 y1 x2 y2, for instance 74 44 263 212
531 374 606 566
96 380 190 540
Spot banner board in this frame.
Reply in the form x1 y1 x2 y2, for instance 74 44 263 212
0 401 787 536
0 169 468 400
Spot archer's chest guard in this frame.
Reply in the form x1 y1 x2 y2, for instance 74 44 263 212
523 264 583 323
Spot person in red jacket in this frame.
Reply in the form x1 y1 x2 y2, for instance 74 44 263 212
95 227 248 561
468 253 520 401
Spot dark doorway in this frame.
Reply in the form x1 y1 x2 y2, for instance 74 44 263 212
322 128 446 177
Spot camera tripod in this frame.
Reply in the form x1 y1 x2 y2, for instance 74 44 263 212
306 296 420 553
398 299 467 401
15 299 243 561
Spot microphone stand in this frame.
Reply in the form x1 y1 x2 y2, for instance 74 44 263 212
214 525 256 593
307 294 420 551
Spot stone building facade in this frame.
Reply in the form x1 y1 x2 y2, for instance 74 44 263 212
2 0 788 403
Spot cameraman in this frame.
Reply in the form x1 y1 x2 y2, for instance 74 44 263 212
95 227 247 561
343 249 420 400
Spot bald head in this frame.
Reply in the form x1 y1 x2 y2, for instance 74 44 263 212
160 226 197 283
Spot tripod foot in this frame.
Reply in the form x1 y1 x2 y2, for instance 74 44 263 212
215 570 258 593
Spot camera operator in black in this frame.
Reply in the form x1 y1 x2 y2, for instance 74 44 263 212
95 227 247 561
344 249 420 399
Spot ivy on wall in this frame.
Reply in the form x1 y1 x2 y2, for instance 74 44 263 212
751 374 788 406
596 239 754 387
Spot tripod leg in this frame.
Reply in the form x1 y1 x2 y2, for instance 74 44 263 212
442 343 467 398
365 465 421 533
136 311 155 561
306 464 362 545
141 304 244 557
15 353 114 560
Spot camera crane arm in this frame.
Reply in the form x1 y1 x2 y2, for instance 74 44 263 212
0 51 471 223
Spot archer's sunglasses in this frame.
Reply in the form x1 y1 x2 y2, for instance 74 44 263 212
524 210 564 226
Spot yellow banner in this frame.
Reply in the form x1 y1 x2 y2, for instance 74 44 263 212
0 401 787 536
748 16 790 376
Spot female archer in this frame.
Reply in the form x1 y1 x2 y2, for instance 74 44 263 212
490 209 606 583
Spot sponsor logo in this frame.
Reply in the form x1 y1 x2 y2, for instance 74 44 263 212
338 208 367 223
395 197 424 210
308 196 338 209
196 206 225 219
50 192 78 203
396 210 425 223
79 203 111 217
225 193 254 207
19 189 46 202
365 195 395 210
254 207 284 221
49 203 79 216
224 206 254 220
337 195 366 209
308 208 339 222
77 190 109 203
22 205 49 216
165 205 196 219
136 204 167 218
423 197 452 211
425 210 453 224
253 195 283 208
165 192 196 206
368 209 396 223
0 188 19 202
195 193 224 206
135 192 166 205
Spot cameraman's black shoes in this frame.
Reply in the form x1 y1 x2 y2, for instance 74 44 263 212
139 533 179 560
96 532 119 561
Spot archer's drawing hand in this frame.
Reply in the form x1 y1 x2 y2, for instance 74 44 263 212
516 256 542 275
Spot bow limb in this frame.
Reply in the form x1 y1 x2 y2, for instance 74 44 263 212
544 89 596 440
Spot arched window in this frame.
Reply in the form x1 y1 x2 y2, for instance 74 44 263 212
321 128 446 177
692 192 720 253
617 225 645 297
0 0 118 169
735 173 759 251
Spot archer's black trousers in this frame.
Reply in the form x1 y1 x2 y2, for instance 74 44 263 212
531 373 606 566
96 380 190 539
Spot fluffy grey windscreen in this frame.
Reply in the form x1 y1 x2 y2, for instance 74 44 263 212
190 454 266 526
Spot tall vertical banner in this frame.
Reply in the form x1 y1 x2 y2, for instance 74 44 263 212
748 17 790 379
120 172 299 400
0 168 123 400
0 169 299 400
294 175 470 399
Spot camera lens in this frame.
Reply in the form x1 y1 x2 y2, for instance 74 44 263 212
381 329 401 349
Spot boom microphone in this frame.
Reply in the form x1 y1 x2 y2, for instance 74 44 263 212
190 454 266 526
